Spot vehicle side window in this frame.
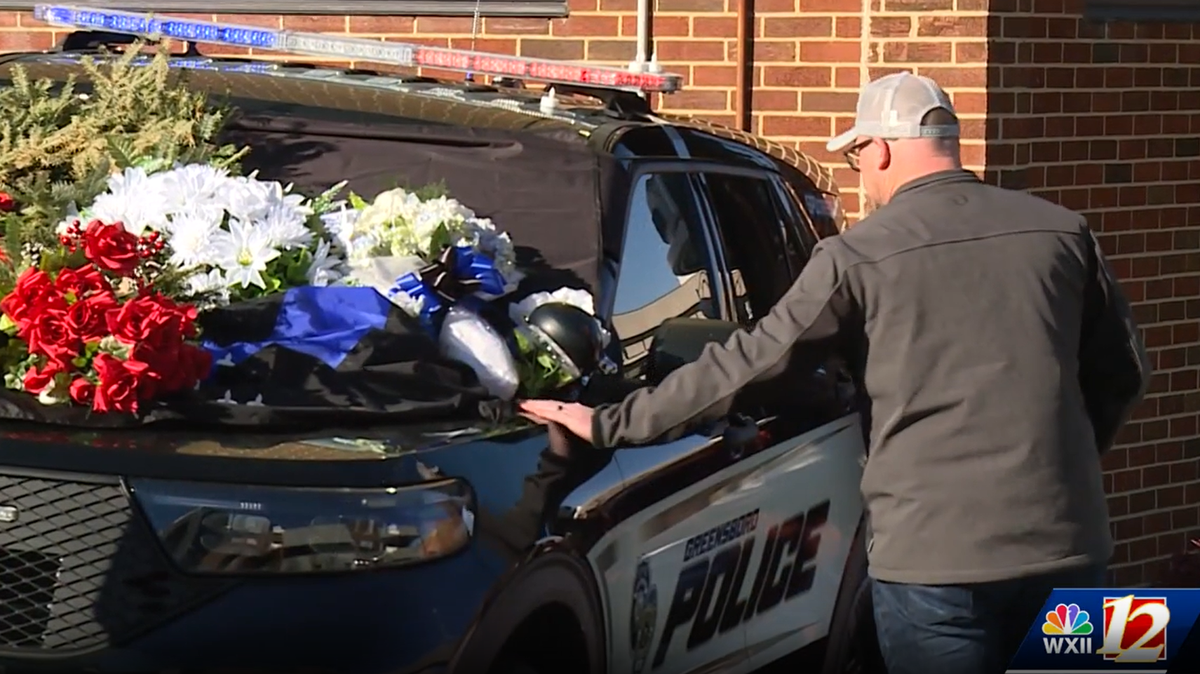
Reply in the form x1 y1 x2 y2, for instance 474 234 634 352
612 172 721 378
700 172 805 325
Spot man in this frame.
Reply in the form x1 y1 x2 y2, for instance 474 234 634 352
520 72 1151 674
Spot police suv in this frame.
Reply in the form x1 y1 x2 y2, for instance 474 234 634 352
0 7 881 674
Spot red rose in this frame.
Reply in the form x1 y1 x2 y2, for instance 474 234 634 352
66 293 117 343
106 294 167 345
55 266 111 300
0 193 14 213
25 308 80 368
182 344 212 384
68 377 95 405
23 361 63 395
92 353 148 414
82 220 141 277
0 269 63 334
107 293 196 350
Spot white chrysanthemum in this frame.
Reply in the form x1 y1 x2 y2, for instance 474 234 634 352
186 268 231 306
164 209 223 269
320 203 358 244
104 166 162 200
410 196 473 245
220 176 276 223
159 164 230 211
305 239 344 287
209 218 281 289
87 191 170 236
258 201 313 250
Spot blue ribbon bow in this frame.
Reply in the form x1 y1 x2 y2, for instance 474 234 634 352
388 245 507 334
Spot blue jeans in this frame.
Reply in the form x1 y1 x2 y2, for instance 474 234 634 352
871 564 1108 674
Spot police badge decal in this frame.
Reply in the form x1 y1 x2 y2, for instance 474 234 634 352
631 559 658 674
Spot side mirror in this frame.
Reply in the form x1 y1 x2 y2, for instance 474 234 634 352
646 317 741 385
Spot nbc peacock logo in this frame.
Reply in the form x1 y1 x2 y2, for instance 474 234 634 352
1042 603 1095 654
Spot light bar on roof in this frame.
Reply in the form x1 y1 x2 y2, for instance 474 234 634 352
32 4 683 94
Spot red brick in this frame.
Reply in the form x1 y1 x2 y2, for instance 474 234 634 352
663 89 729 111
692 65 737 87
801 91 859 113
798 41 860 62
585 40 635 61
0 31 54 52
519 38 584 60
761 16 833 38
488 18 551 35
657 39 725 62
884 0 952 8
414 17 478 33
836 17 862 39
695 17 738 38
348 16 414 33
870 17 911 37
282 15 345 32
883 41 952 63
762 65 832 87
835 67 859 88
760 115 831 137
550 15 618 36
754 90 800 111
620 16 689 37
917 16 985 37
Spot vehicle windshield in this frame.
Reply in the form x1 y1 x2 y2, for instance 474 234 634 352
0 53 609 449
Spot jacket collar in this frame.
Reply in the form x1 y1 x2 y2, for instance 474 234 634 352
891 169 981 200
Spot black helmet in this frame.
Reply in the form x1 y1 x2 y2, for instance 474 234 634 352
525 302 605 381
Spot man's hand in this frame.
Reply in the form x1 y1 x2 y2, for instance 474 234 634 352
518 400 595 444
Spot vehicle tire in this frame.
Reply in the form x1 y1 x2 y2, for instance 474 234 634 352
821 521 887 674
451 551 605 674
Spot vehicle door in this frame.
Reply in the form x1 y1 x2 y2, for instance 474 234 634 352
590 166 762 674
692 168 866 671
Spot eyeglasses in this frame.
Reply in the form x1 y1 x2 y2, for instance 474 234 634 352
844 139 872 172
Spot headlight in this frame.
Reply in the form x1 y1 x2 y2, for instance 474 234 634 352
128 477 475 574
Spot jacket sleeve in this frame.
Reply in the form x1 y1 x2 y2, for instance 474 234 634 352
591 240 855 449
1078 224 1152 454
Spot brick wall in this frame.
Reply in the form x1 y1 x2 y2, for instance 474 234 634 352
1 0 1197 586
984 0 1200 587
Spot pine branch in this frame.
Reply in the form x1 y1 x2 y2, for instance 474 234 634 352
0 42 249 270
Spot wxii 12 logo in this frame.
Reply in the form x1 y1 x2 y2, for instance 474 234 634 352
1040 595 1171 663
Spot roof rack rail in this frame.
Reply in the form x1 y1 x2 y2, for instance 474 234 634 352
32 4 684 95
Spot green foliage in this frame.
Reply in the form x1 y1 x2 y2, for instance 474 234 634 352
0 42 248 288
512 329 575 397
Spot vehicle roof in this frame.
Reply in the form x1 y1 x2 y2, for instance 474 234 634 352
0 50 846 218
0 51 620 139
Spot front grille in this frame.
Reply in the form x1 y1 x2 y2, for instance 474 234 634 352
0 473 236 654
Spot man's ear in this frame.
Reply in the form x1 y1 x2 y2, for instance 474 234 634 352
876 139 892 170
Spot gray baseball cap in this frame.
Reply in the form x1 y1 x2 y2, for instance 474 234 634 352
826 71 960 153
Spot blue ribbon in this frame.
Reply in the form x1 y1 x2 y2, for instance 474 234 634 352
387 245 507 335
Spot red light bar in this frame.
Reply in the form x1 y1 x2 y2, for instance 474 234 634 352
414 47 678 93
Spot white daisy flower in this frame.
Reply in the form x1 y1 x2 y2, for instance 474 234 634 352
258 201 313 250
209 218 281 289
305 238 344 287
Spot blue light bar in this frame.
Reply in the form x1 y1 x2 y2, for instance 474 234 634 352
32 4 683 94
